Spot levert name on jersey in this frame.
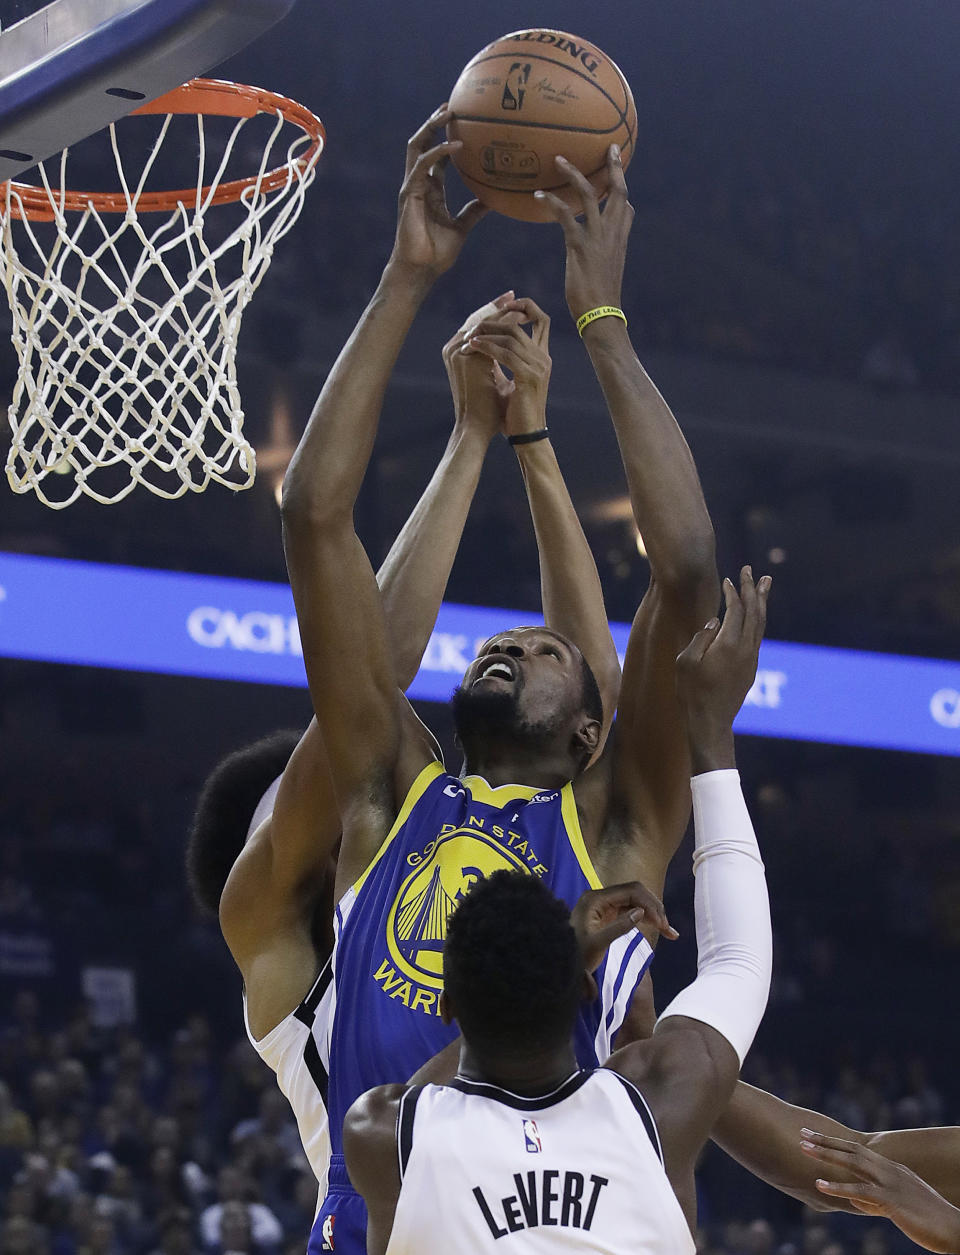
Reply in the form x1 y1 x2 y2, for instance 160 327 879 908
472 1169 610 1238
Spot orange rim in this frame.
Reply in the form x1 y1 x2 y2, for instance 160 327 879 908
2 78 325 221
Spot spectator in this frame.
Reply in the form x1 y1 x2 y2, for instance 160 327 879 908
147 1208 201 1255
230 1091 301 1164
212 1203 253 1255
77 1215 121 1255
0 1081 32 1151
1 1215 50 1255
198 1167 282 1253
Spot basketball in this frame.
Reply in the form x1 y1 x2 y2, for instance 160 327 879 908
448 30 637 223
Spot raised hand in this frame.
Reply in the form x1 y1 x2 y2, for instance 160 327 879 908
392 106 488 280
675 566 772 771
801 1131 960 1254
534 145 634 322
571 882 679 975
442 292 517 443
464 297 552 438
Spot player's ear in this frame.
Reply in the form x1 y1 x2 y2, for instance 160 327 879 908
573 718 601 760
439 990 455 1026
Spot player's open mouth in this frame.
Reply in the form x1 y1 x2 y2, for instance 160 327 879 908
473 658 517 686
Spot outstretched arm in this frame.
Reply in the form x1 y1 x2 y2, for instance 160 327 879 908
378 294 513 688
222 293 508 1019
466 297 621 747
713 1082 960 1214
539 149 719 892
281 108 485 891
608 571 772 1229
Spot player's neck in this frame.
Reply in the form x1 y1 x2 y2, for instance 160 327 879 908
457 1041 579 1097
460 744 574 791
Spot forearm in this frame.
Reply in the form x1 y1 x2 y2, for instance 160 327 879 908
712 1083 865 1210
915 1195 960 1253
581 319 716 588
514 438 621 723
687 724 736 776
283 261 431 525
378 425 489 688
657 770 772 1064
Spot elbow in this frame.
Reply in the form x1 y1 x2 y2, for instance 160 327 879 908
280 467 342 535
654 531 718 600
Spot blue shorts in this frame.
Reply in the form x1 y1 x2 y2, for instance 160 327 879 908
308 1155 367 1255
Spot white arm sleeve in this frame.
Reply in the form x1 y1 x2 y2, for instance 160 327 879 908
656 768 772 1064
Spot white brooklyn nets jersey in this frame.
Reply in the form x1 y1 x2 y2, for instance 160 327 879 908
243 958 334 1194
387 1068 694 1255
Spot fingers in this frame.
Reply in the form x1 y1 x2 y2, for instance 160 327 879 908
454 197 489 235
405 140 463 193
814 1179 883 1211
534 187 579 236
755 573 772 645
588 912 644 954
455 291 516 339
718 572 746 641
491 362 514 397
677 619 721 668
592 882 679 940
799 1131 889 1189
405 106 452 178
800 1141 867 1173
554 155 601 226
504 296 551 348
800 1130 865 1154
605 143 629 203
464 335 527 376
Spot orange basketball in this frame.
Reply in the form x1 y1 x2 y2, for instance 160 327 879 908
448 29 636 223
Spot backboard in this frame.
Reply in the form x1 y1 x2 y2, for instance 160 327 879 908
0 0 298 181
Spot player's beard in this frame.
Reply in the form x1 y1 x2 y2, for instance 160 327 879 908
451 682 556 753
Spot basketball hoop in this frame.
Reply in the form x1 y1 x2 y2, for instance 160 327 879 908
0 78 324 507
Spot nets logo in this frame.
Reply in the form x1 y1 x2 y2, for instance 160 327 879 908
523 1119 542 1153
501 63 531 110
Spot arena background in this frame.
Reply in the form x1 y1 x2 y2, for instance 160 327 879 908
1 3 959 1254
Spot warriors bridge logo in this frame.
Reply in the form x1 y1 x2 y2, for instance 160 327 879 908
374 823 550 1016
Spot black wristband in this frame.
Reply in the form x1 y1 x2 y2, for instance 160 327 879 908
507 428 550 446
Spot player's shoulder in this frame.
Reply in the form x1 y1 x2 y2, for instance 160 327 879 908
344 1083 407 1141
343 1083 408 1192
604 1018 739 1159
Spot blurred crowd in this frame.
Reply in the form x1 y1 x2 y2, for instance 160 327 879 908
0 998 319 1255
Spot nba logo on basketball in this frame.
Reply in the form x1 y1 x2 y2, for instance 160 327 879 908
522 1119 542 1153
501 63 530 110
321 1215 335 1250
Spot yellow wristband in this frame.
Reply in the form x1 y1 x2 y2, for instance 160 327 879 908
576 305 627 336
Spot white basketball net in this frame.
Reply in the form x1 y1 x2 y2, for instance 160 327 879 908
0 100 322 507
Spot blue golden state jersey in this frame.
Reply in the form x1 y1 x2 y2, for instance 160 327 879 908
308 761 654 1255
325 761 654 1153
